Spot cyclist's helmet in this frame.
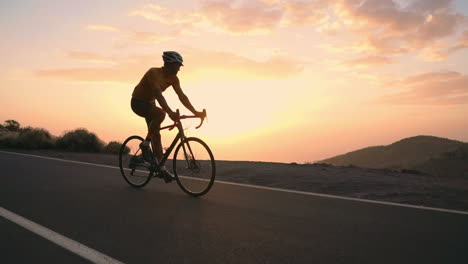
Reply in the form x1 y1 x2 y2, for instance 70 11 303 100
162 51 184 66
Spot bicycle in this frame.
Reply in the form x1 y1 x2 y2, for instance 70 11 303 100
119 109 216 197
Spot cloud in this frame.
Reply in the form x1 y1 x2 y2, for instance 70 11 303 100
374 71 468 105
129 4 202 25
278 0 330 27
199 0 284 34
344 55 395 67
448 30 468 53
128 0 466 54
415 12 463 42
35 54 153 83
94 0 466 60
64 50 116 64
406 0 453 13
184 48 304 78
129 1 333 35
417 30 468 61
129 1 285 35
128 31 176 44
35 49 304 83
333 0 466 57
87 24 121 32
398 71 461 85
36 68 138 83
85 24 178 45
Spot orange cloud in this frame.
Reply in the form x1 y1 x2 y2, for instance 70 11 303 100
418 30 468 61
87 24 120 32
400 71 461 86
448 30 468 53
130 1 285 35
375 71 468 105
129 4 202 25
344 55 395 67
87 1 467 63
198 0 285 34
64 50 116 64
35 53 157 83
406 0 453 13
86 23 178 44
36 68 138 83
128 0 466 53
281 0 334 28
129 31 176 44
334 0 465 56
35 49 304 83
184 48 304 78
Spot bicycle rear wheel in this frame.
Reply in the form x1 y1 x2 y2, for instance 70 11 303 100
119 135 153 188
173 137 216 197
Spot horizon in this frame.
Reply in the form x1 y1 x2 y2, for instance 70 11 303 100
2 119 466 164
1 0 468 163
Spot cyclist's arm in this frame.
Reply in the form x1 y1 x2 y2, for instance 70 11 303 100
153 86 173 114
172 77 198 115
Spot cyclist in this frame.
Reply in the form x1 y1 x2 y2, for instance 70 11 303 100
131 51 205 182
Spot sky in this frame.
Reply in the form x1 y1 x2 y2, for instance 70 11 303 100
1 0 468 163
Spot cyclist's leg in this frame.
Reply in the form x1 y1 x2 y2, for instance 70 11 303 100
146 106 166 163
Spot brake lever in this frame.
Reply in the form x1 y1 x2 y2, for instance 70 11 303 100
195 109 207 129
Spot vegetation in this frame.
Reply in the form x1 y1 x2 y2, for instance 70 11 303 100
4 120 20 132
104 141 129 154
0 120 126 154
16 127 55 149
56 129 105 152
0 131 19 148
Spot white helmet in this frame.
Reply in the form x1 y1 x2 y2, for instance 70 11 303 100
162 51 184 66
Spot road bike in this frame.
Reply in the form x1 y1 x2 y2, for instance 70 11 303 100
119 109 216 197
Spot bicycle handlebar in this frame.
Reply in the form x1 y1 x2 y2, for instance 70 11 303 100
168 109 207 130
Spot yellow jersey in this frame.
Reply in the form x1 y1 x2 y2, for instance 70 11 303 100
132 67 180 102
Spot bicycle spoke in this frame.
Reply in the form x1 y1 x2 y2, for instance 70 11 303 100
173 138 215 196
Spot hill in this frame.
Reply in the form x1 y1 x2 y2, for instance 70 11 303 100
413 144 468 178
319 135 468 178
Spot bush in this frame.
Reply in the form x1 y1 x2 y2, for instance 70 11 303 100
103 141 129 154
16 127 55 149
3 120 21 132
0 131 20 148
56 128 105 152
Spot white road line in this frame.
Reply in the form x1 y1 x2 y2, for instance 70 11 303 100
214 180 468 215
0 207 125 264
1 150 468 216
0 151 120 170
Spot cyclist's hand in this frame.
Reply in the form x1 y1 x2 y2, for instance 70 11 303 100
195 110 206 119
169 111 179 121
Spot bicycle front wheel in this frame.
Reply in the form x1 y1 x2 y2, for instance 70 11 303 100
173 137 216 197
119 135 153 188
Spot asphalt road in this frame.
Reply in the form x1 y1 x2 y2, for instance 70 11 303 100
1 151 468 264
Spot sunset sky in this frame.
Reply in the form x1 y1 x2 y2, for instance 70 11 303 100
1 0 468 163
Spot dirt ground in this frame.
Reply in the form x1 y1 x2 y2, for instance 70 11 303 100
3 149 468 211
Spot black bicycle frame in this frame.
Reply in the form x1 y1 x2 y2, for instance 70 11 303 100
154 122 187 166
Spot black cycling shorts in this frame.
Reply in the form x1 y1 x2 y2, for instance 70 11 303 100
131 97 154 128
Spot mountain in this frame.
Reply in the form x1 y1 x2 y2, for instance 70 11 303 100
412 144 468 178
319 135 468 177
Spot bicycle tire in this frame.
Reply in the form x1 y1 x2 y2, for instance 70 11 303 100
119 135 153 188
173 137 216 197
